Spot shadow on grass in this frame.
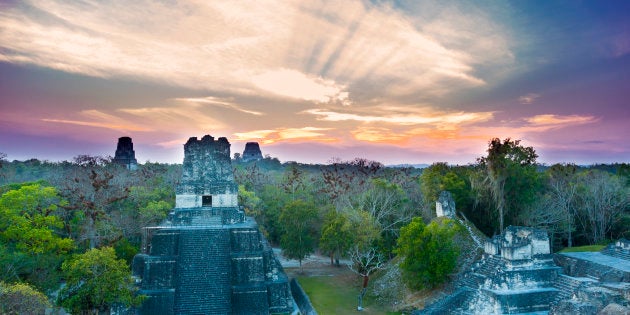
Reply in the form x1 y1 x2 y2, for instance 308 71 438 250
296 273 402 315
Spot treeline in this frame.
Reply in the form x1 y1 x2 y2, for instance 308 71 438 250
0 155 179 313
0 139 628 311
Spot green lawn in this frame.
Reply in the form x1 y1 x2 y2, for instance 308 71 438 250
296 275 401 315
559 244 606 253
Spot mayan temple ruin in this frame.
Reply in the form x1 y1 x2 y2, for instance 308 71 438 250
242 142 263 162
418 192 630 315
113 136 138 170
132 135 293 314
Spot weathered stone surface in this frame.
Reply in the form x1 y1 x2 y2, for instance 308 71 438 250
242 142 263 162
550 300 598 315
113 136 138 170
421 233 630 314
552 240 630 314
555 252 630 282
419 226 561 314
577 286 625 310
435 191 455 218
176 136 238 208
133 135 294 314
598 303 630 315
484 225 550 261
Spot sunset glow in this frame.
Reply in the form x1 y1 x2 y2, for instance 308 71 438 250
1 1 628 165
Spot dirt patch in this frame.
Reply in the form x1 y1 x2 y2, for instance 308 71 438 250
275 248 354 278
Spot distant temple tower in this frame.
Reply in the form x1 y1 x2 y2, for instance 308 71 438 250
113 136 138 170
133 135 294 314
242 142 263 162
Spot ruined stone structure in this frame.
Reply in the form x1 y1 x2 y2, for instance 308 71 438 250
419 226 561 314
132 135 294 314
484 226 551 261
242 142 263 162
551 239 630 314
435 191 456 218
418 227 630 314
113 136 138 170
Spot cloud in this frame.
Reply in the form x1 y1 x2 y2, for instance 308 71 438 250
173 97 264 116
41 118 151 132
41 109 152 132
518 93 540 104
351 127 408 143
117 104 228 132
0 0 514 102
233 127 336 144
524 114 598 126
344 112 600 157
251 68 350 104
303 107 494 126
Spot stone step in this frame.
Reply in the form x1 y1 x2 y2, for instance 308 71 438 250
474 256 503 276
601 247 630 261
174 228 232 314
553 275 596 303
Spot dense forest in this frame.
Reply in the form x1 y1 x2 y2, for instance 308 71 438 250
0 138 628 313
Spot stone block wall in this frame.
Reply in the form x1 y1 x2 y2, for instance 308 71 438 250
149 230 179 256
134 222 294 314
291 278 317 315
141 257 177 290
174 229 232 314
232 285 269 314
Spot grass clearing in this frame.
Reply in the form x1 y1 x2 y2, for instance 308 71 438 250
295 272 401 315
559 244 606 253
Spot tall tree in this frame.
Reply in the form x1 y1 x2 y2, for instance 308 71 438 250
0 183 74 290
396 217 462 289
55 156 130 249
345 210 382 310
281 164 307 199
546 164 579 247
0 282 50 315
477 138 538 233
319 210 354 266
279 199 319 272
320 158 383 212
58 247 142 314
575 170 629 244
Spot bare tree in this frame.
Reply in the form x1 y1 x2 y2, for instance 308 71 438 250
320 158 383 212
357 178 414 233
576 170 629 244
347 246 385 311
522 194 569 249
55 156 130 248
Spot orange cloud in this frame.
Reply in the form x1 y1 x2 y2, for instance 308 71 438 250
351 127 408 144
351 125 489 146
233 127 336 144
303 108 494 126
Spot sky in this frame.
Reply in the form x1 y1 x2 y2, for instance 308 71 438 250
1 0 629 165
